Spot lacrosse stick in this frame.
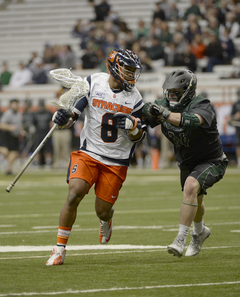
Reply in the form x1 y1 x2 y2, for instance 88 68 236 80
6 77 89 193
49 68 82 89
229 120 240 127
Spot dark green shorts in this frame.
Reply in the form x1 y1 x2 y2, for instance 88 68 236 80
180 156 229 195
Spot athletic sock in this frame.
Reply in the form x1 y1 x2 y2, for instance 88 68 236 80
177 224 190 243
57 226 72 247
193 220 204 236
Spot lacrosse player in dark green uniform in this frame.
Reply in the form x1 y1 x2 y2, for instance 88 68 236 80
143 69 228 258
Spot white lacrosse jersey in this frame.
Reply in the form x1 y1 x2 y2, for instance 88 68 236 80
73 72 144 166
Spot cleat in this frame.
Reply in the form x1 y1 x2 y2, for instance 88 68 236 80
185 226 211 257
99 218 112 244
46 246 66 266
167 235 185 258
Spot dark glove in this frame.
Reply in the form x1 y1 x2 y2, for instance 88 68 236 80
52 109 73 126
113 112 141 134
149 104 171 122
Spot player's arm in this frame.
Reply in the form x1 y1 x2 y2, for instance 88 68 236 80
144 103 204 130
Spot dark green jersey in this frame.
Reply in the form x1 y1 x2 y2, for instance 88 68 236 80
154 95 223 167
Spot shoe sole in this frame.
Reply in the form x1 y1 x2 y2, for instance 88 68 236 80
185 231 211 257
167 246 183 258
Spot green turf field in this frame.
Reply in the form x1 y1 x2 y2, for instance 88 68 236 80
0 167 240 296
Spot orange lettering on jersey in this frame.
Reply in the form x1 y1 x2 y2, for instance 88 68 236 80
92 99 133 114
101 101 107 109
106 102 112 110
112 103 118 111
92 99 98 106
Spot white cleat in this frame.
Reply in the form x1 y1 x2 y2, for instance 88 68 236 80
46 246 66 266
167 235 186 258
99 218 112 244
185 226 211 257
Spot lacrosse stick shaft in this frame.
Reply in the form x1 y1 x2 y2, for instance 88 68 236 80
6 124 58 193
229 120 240 127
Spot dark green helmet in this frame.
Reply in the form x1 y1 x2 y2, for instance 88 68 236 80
162 69 197 112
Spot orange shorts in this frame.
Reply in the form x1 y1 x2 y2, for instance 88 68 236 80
67 151 128 204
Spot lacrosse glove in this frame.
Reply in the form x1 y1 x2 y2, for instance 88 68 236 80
52 109 74 127
149 104 171 122
113 112 141 136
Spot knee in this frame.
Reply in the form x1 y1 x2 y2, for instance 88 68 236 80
184 177 200 198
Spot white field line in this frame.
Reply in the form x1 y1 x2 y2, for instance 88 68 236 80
0 244 166 253
1 206 240 220
0 281 240 296
0 244 239 254
1 221 240 235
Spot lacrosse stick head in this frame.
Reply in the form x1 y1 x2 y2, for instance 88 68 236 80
52 80 90 110
50 68 82 88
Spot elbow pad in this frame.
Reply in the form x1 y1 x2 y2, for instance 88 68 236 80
180 112 200 130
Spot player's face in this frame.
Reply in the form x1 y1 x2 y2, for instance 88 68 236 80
121 65 136 83
168 88 185 102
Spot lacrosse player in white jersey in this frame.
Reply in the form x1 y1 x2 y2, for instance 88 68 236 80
46 48 146 265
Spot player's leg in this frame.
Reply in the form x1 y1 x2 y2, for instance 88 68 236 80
46 178 90 266
167 175 200 257
95 197 114 244
95 163 128 244
46 151 96 265
185 194 211 256
6 150 19 174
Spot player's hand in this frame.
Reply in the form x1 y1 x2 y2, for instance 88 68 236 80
150 104 171 122
113 112 141 135
52 109 73 127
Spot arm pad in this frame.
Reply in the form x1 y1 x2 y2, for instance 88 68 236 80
180 112 200 130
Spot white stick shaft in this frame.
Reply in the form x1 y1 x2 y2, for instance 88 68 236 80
6 124 58 193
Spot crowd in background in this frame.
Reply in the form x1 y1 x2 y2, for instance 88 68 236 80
1 0 240 88
1 0 240 173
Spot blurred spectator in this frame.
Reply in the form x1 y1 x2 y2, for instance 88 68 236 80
138 50 153 72
185 20 202 43
0 61 12 86
172 43 197 72
145 36 165 61
58 45 77 70
184 0 203 20
135 19 149 41
205 32 224 72
216 0 230 25
27 51 38 67
102 32 119 55
43 44 60 70
80 45 100 69
207 16 220 37
31 57 48 84
9 61 32 87
220 28 236 64
71 19 87 38
172 31 188 54
152 2 166 22
230 89 240 167
32 99 53 168
158 21 173 46
20 99 35 160
190 33 206 59
219 11 240 39
0 99 26 174
167 2 179 21
89 0 111 22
